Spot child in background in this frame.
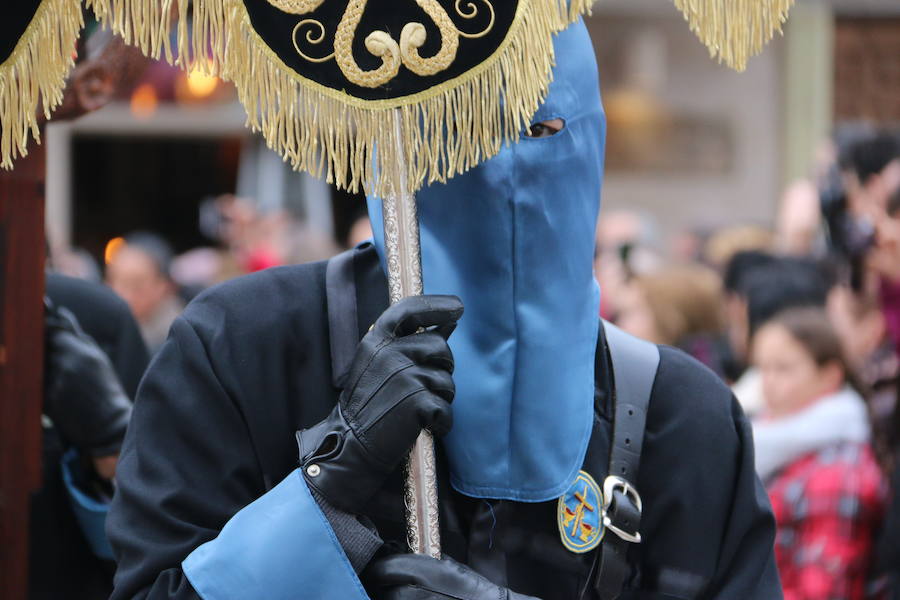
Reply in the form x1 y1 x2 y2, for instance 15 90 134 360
751 308 886 600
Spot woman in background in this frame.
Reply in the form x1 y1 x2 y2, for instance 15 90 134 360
616 264 728 376
751 308 886 600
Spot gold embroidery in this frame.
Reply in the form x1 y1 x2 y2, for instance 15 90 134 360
400 2 460 77
287 0 497 87
264 0 324 15
455 0 496 39
293 19 335 63
334 0 402 89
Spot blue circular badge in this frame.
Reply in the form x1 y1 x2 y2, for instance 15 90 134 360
557 470 605 553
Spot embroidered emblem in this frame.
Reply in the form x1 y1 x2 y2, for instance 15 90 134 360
557 470 605 553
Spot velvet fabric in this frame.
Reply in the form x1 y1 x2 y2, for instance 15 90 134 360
368 20 605 501
243 0 516 100
1 1 42 62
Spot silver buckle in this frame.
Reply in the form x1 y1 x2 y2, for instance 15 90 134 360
602 476 643 544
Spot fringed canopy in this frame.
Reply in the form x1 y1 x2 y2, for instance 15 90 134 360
0 0 83 168
1 0 795 192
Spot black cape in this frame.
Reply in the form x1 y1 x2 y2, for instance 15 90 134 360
107 244 781 599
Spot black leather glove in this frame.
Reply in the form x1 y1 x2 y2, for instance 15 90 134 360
44 300 133 457
297 295 463 514
365 554 542 600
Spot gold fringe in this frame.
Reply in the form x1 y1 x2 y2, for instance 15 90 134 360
86 0 593 197
0 0 84 169
673 0 795 71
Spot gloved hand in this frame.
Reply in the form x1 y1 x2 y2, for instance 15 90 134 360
297 295 463 514
44 300 132 457
364 554 542 600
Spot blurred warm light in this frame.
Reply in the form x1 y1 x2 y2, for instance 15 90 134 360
185 69 219 98
605 88 667 130
105 237 125 265
130 84 158 119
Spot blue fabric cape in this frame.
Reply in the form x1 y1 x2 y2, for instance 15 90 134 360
368 20 606 502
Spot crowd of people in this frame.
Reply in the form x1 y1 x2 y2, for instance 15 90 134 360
602 126 900 599
36 125 900 600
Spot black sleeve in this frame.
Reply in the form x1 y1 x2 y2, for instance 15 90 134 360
45 272 150 399
107 316 264 600
109 310 150 400
637 347 782 600
703 397 782 599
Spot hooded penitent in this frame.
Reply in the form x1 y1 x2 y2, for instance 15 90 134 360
369 19 605 502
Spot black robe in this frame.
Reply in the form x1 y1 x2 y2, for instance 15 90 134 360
107 244 782 599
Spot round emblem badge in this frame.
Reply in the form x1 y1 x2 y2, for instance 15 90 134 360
557 470 605 553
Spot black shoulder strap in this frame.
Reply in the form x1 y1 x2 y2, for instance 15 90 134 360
326 248 359 389
595 321 660 600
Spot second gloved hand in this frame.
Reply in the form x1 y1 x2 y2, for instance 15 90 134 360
365 554 542 600
296 295 463 514
44 300 132 458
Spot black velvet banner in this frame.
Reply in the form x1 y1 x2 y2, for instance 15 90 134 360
1 1 43 64
243 0 517 100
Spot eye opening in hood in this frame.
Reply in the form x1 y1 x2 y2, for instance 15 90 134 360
524 118 566 139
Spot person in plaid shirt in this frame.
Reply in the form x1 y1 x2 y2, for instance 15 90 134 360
752 308 887 600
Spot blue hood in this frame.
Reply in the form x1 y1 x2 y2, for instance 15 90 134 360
368 20 605 502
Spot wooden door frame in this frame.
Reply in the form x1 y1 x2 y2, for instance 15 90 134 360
0 146 47 600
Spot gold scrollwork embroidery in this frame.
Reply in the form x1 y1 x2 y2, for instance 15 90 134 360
335 0 402 88
454 0 496 39
400 1 460 77
284 0 498 88
293 19 335 63
265 0 325 15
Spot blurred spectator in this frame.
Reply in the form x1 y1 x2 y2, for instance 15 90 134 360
720 251 778 382
170 247 224 303
703 224 774 271
283 221 341 264
106 231 184 355
346 214 374 249
33 274 147 600
866 190 900 361
819 130 900 299
828 284 897 392
843 131 900 220
877 412 900 598
729 256 830 415
196 195 281 280
616 264 727 375
867 189 900 599
47 243 104 282
46 274 149 399
171 195 341 300
751 308 886 600
594 209 662 319
776 179 823 256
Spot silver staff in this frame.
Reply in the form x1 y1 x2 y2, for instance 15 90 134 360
380 109 442 558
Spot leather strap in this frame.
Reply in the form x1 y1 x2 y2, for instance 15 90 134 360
595 322 659 600
326 248 360 389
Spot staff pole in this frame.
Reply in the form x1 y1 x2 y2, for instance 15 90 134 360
380 108 442 558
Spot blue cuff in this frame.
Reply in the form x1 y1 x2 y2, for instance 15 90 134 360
183 468 370 600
